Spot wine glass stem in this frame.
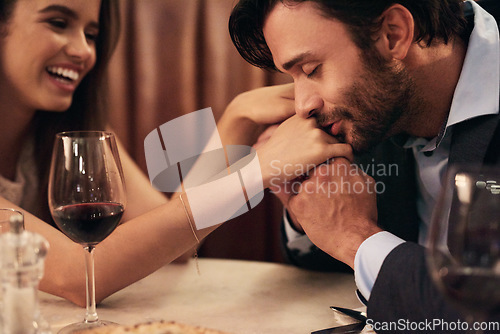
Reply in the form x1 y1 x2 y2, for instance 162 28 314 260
84 245 98 324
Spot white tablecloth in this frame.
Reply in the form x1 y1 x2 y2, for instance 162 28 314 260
40 258 363 333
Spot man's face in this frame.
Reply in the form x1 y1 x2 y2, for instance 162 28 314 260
263 2 417 153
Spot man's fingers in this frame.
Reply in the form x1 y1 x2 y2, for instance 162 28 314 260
325 143 354 162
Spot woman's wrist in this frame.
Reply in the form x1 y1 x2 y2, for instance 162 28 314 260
218 110 262 147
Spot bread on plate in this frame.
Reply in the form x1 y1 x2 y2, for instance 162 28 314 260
74 320 231 334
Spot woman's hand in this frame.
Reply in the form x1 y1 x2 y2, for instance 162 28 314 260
256 115 353 188
218 83 295 146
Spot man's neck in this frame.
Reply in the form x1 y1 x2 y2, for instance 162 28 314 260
402 37 467 139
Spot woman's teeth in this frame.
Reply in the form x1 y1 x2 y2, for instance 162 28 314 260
47 66 79 81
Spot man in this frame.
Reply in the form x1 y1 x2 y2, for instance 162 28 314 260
228 0 499 330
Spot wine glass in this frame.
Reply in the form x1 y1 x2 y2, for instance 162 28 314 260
48 131 126 333
427 164 500 332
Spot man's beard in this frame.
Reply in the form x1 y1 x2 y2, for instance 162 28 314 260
317 48 418 153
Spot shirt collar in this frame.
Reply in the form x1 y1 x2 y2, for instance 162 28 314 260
447 0 500 127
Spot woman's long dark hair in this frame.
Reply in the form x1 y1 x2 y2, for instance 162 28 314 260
0 0 121 223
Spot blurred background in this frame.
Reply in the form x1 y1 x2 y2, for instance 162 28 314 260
106 0 292 263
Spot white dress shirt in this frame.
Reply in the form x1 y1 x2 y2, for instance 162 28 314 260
284 0 500 301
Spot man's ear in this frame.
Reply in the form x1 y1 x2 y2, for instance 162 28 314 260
373 4 414 60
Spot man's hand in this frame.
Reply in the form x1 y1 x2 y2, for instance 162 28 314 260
288 158 382 268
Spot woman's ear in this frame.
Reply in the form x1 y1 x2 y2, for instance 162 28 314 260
373 4 414 60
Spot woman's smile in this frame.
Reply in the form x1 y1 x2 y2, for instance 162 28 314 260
46 64 82 93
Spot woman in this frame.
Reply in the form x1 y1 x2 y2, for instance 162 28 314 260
0 0 351 306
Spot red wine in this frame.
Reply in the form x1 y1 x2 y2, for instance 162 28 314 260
52 203 124 246
440 267 500 315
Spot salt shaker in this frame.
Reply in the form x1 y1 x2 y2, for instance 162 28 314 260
0 214 51 334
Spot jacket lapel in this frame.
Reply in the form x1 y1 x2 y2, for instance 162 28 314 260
449 113 500 165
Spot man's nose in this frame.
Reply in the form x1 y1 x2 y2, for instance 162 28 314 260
294 81 323 119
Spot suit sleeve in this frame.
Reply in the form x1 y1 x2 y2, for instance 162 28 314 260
367 242 465 331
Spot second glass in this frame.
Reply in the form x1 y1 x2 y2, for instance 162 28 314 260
427 164 500 332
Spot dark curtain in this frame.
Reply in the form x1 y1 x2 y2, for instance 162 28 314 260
107 0 291 262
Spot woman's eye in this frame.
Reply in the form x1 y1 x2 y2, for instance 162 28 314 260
85 32 98 42
48 18 67 29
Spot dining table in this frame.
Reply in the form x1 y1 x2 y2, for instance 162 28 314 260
40 258 367 333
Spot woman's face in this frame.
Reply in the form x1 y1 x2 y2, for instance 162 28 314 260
0 0 101 114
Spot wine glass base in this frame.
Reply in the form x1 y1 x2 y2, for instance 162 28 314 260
58 320 118 334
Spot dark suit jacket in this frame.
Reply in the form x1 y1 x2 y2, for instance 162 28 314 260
369 114 500 333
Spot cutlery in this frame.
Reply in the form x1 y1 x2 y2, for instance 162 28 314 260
311 306 367 334
311 321 366 334
330 306 367 323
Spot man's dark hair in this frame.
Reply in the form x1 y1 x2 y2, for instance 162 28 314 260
229 0 467 71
